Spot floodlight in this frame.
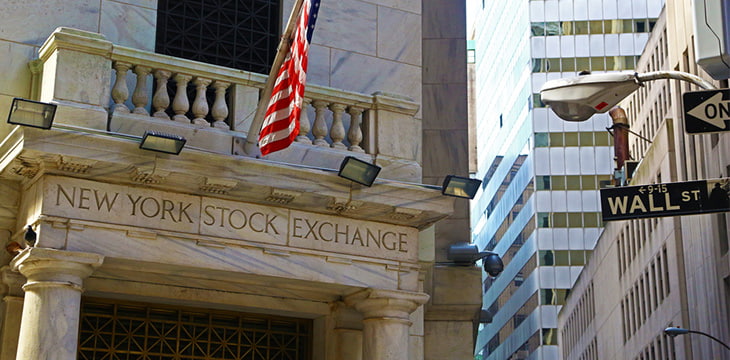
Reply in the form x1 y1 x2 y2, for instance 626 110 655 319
7 98 57 129
338 156 381 186
139 131 187 155
442 175 482 199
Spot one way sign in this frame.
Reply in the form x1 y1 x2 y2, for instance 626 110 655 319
683 89 730 134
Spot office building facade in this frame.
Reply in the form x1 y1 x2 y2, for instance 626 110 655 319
470 0 664 359
559 2 730 359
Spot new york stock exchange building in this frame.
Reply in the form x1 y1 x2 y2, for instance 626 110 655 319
0 1 482 359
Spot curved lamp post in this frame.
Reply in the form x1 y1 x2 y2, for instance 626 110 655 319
664 327 730 352
539 71 716 122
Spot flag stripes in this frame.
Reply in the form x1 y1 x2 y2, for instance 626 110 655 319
258 0 320 156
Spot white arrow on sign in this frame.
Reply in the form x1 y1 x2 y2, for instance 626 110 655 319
687 92 730 129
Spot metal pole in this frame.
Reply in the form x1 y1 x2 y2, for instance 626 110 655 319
608 107 631 186
687 329 730 352
636 71 717 90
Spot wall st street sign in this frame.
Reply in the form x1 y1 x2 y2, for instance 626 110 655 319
600 178 730 221
683 89 730 134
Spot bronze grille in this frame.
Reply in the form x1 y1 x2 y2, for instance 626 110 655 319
78 298 311 360
156 0 281 74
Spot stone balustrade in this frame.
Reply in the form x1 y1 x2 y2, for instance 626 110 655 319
107 43 415 155
35 27 422 181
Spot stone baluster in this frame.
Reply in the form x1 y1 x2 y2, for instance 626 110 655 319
152 70 172 119
191 77 212 126
111 61 132 114
296 98 313 144
329 103 347 149
131 65 152 115
211 80 230 129
345 289 429 360
347 106 365 152
312 100 330 146
172 74 192 123
12 248 104 360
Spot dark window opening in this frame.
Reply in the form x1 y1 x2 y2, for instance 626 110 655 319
156 0 281 74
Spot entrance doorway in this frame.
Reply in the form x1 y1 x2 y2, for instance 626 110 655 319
77 298 312 359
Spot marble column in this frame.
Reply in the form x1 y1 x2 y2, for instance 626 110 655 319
0 267 25 360
345 288 429 360
11 248 104 360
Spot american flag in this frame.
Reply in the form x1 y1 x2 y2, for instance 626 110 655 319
258 0 321 156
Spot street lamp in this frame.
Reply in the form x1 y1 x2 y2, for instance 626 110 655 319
539 71 716 122
664 327 730 352
539 70 717 186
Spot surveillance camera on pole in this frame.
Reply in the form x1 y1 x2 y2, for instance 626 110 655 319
447 243 504 277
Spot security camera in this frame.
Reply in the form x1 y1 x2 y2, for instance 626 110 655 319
447 243 504 277
539 72 641 121
481 253 504 277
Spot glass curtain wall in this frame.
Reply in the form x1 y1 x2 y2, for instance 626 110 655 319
470 0 664 359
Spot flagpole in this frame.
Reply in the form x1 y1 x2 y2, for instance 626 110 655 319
244 0 306 156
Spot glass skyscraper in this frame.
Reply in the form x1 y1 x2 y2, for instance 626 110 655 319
469 1 664 359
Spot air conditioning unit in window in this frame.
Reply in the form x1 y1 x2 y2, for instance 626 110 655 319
692 0 730 79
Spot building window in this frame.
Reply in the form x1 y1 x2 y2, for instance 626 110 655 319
531 19 658 36
513 314 527 327
156 0 281 74
467 48 476 64
532 93 546 108
532 56 638 73
542 328 558 345
536 176 551 190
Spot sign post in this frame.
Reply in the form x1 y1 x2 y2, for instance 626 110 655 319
683 89 730 133
600 178 730 221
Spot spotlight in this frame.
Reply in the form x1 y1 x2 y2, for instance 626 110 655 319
7 98 57 129
139 131 187 155
338 156 381 187
442 175 482 199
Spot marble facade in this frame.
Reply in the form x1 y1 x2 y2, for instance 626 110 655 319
0 0 479 359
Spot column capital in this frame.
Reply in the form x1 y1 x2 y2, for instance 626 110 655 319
11 248 104 285
345 288 429 320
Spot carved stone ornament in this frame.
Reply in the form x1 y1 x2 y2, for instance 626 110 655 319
56 156 96 174
390 208 422 221
199 178 238 194
130 167 170 184
11 157 42 179
327 198 363 213
265 188 301 204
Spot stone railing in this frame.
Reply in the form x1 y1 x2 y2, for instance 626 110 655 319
35 27 420 166
109 48 387 153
